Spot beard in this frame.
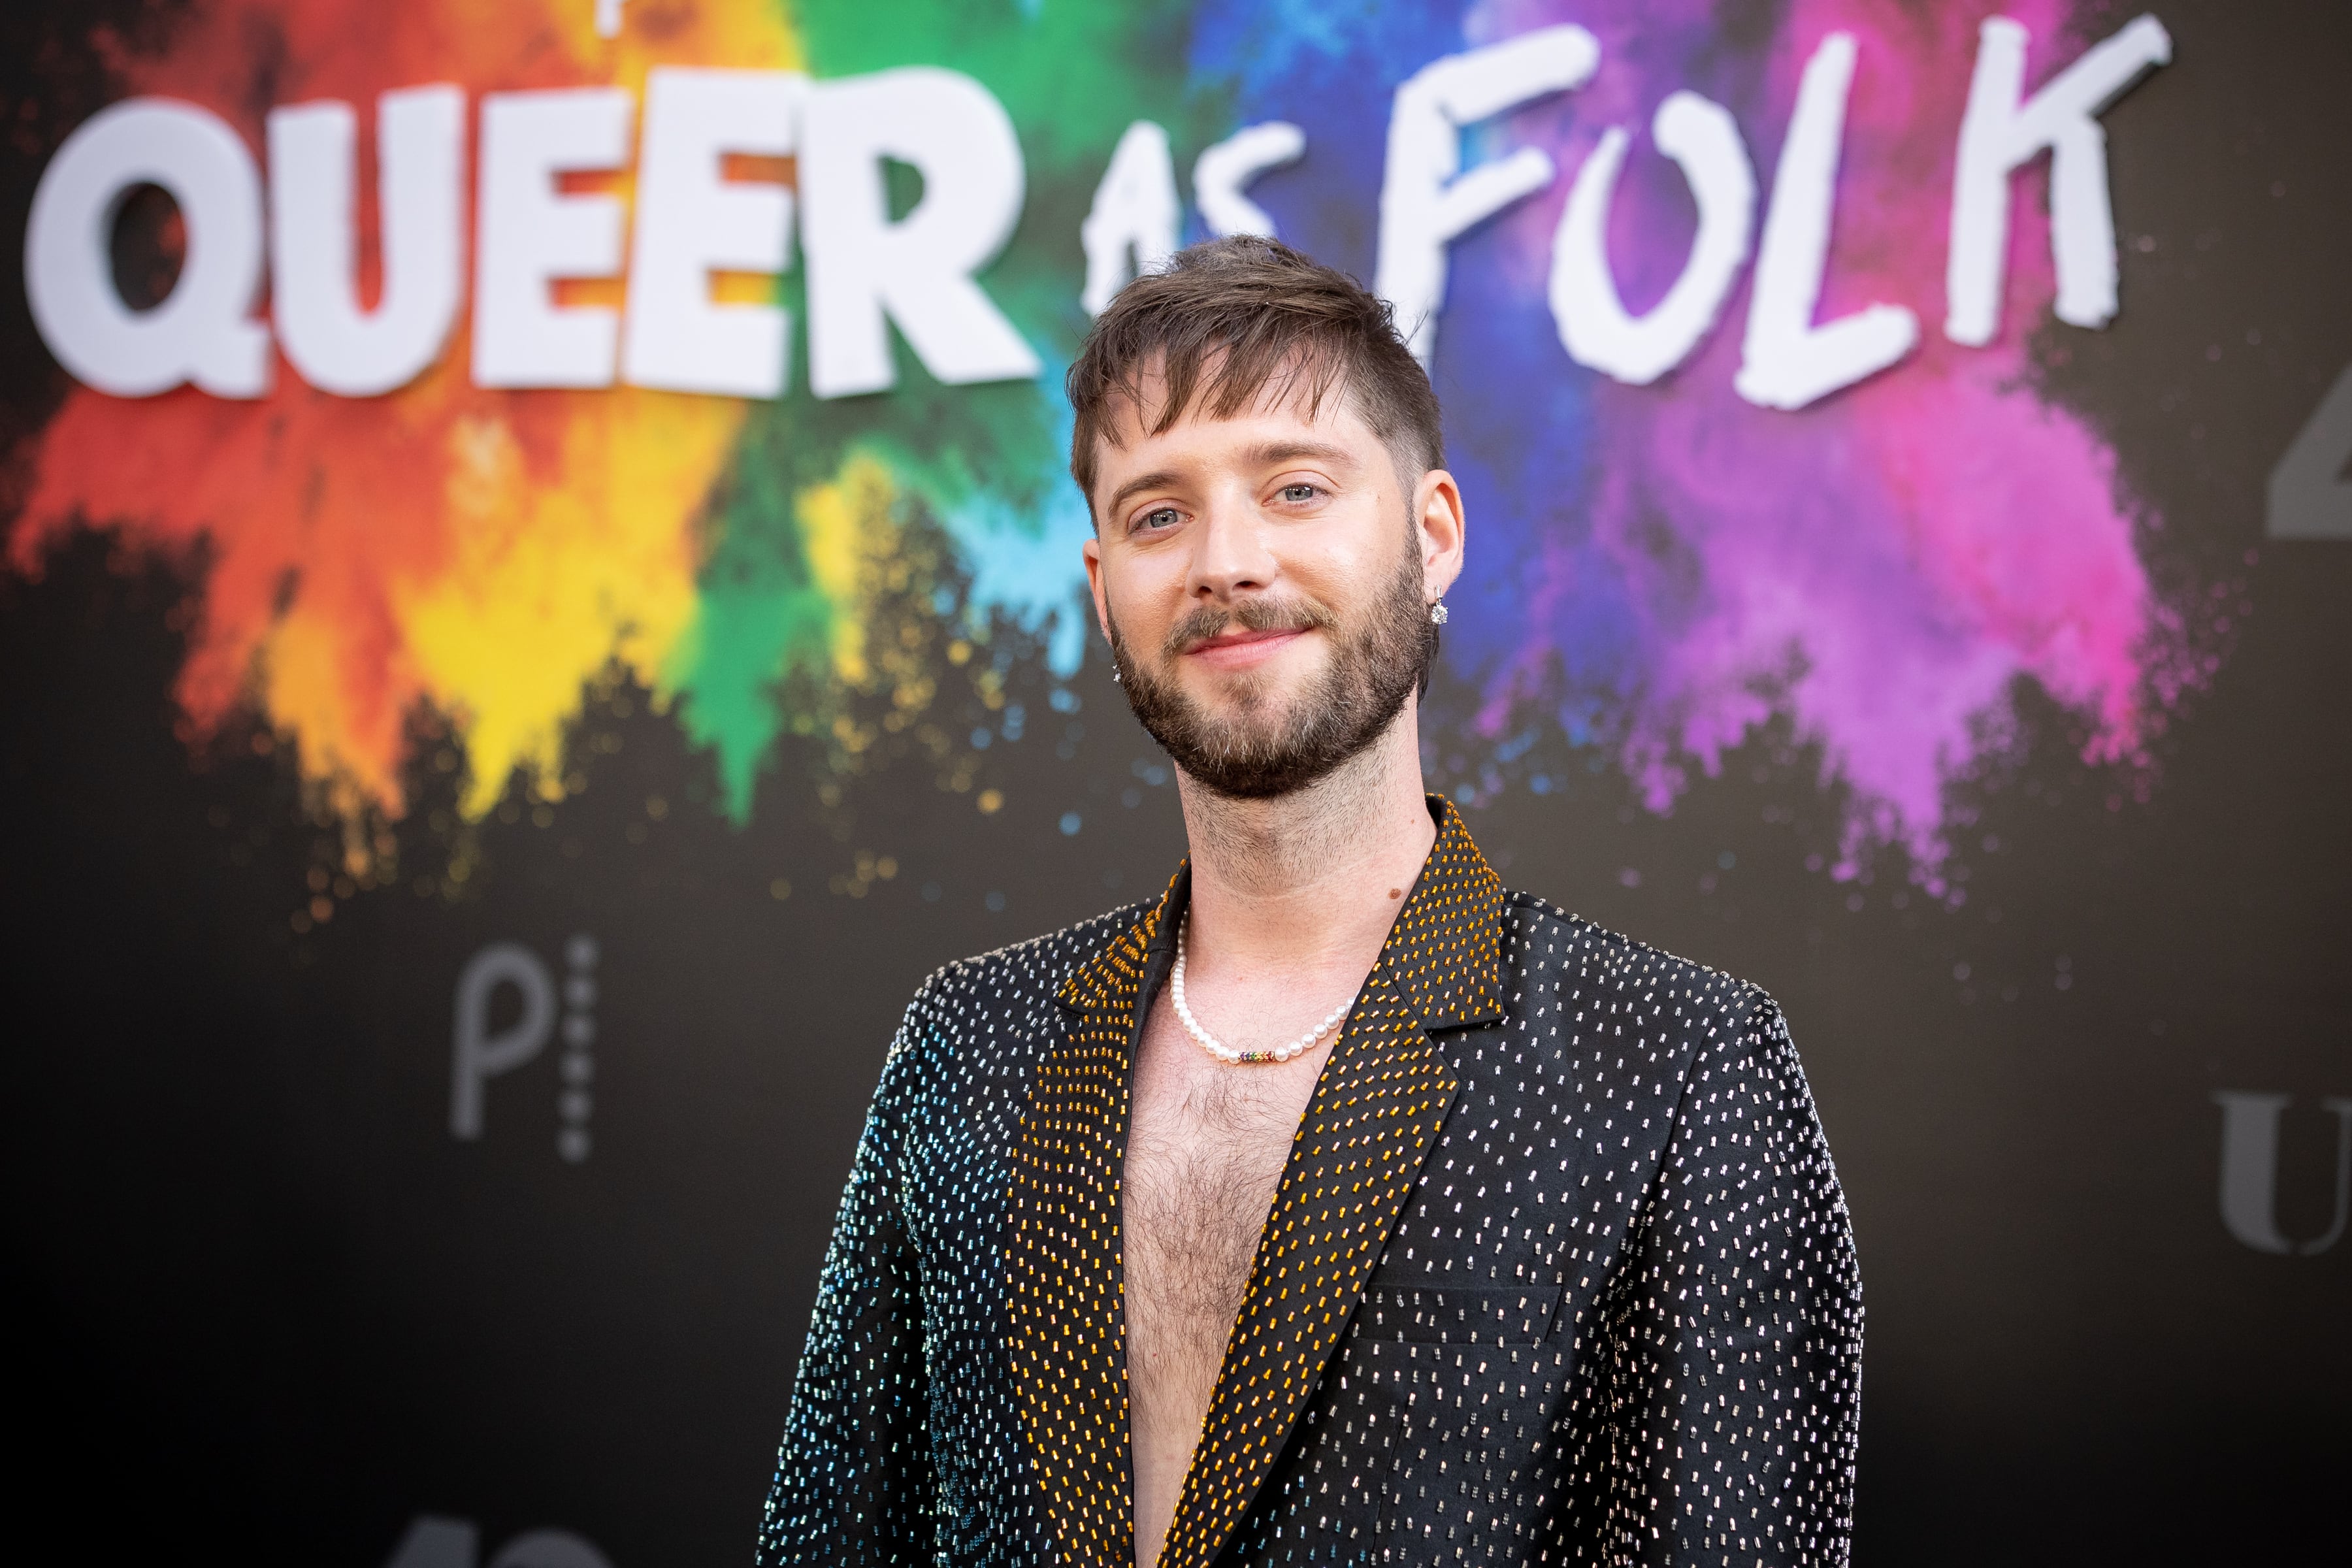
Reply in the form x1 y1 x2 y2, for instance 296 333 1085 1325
1106 531 1437 800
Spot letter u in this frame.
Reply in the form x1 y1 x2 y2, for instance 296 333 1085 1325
2213 1092 2352 1254
269 85 466 396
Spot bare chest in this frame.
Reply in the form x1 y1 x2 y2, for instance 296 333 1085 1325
1121 992 1326 1426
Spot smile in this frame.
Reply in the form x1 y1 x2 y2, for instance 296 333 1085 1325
1181 627 1309 670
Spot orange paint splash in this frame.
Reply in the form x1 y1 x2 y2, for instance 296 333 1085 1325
13 0 802 823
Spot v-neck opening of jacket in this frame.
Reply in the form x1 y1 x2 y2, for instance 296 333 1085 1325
1011 798 1505 1568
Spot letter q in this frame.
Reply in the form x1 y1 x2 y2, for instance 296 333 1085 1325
25 97 272 397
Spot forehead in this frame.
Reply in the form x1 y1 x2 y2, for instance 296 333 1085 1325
1089 357 1384 479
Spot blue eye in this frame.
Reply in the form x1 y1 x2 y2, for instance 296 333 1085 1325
1136 506 1181 531
1280 483 1319 503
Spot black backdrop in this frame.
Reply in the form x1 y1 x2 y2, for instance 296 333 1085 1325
5 2 2349 1564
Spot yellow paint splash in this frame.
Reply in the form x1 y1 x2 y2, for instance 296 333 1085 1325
399 391 731 817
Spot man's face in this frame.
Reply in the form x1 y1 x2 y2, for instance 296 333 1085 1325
1081 373 1465 799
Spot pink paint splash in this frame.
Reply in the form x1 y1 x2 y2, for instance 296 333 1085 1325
1470 0 2168 883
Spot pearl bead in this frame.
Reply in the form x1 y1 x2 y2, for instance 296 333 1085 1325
1173 913 1359 1066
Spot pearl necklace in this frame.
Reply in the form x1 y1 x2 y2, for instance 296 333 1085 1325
1171 913 1358 1065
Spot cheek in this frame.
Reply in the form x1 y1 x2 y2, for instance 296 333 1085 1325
1101 549 1189 631
1283 531 1394 606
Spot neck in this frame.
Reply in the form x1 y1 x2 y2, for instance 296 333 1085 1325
1173 700 1439 975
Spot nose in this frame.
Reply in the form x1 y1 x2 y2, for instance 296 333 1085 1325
1185 483 1281 606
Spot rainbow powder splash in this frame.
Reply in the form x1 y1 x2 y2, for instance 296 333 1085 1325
10 0 2189 888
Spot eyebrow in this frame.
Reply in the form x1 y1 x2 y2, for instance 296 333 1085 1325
1244 439 1358 471
1103 468 1183 521
1101 441 1362 521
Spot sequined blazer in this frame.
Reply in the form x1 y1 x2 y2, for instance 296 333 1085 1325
760 799 1861 1568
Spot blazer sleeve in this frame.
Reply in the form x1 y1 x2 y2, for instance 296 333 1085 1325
757 999 939 1566
1562 988 1864 1565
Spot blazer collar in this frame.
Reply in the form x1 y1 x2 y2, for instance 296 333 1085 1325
1008 796 1505 1568
1127 795 1506 1024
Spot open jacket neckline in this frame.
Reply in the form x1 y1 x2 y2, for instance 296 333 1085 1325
1008 796 1506 1568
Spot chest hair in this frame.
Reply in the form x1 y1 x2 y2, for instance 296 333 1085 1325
1122 1028 1312 1447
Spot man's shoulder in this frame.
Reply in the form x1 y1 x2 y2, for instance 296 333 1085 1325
1498 886 1777 1028
892 897 1155 1048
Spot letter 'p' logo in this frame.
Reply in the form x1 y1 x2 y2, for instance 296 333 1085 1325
450 942 555 1139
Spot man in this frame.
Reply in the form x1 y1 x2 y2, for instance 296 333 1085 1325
760 238 1861 1568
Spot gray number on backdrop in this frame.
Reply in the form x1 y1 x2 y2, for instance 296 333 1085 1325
2268 363 2352 540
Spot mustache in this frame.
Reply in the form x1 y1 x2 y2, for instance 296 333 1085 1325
1163 595 1339 659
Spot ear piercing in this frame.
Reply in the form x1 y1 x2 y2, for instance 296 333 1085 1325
1429 601 1449 626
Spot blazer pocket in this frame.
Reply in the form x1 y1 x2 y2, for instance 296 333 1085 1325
1354 1282 1561 1345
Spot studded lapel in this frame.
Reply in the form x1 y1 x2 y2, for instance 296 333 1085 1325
1008 800 1505 1568
1008 868 1177 1568
1157 801 1503 1568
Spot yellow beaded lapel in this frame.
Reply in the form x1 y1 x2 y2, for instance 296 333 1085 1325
1007 874 1169 1568
1007 799 1505 1568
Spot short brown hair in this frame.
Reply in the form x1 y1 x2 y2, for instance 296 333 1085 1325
1066 237 1445 513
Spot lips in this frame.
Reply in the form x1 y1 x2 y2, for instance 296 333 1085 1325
1180 625 1309 668
1162 596 1337 664
1186 626 1299 653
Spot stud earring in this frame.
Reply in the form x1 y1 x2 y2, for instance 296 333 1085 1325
1429 600 1449 626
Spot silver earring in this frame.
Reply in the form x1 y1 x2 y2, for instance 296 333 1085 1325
1429 601 1449 626
1112 667 1121 683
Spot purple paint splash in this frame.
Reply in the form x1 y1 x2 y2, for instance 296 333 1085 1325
1597 0 2156 882
1198 0 2177 887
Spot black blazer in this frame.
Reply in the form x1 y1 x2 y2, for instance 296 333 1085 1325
760 799 1861 1567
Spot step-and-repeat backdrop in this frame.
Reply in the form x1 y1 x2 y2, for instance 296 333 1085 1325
3 1 2344 1561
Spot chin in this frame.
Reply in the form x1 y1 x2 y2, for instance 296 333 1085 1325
1198 694 1328 759
1182 669 1303 730
1185 640 1324 698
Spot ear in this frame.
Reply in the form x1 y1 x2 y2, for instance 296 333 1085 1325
1082 532 1115 648
1414 467 1467 603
